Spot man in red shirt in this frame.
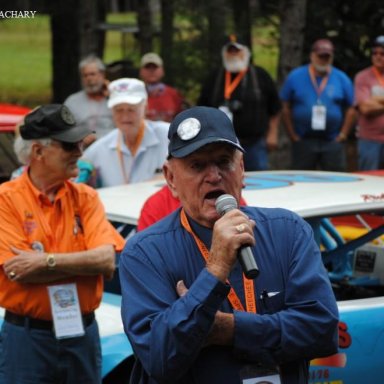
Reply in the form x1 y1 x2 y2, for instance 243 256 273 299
354 35 384 170
139 52 185 122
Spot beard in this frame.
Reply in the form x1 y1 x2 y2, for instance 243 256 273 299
84 82 104 95
313 63 330 74
222 46 251 73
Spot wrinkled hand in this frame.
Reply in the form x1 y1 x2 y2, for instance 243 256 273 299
207 209 255 282
3 246 45 282
176 280 234 347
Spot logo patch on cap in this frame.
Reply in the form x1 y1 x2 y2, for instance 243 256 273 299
177 118 201 141
61 106 75 125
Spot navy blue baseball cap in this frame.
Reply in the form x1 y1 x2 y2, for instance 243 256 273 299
20 104 93 142
168 106 244 158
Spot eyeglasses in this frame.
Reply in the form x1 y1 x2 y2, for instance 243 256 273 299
372 50 384 57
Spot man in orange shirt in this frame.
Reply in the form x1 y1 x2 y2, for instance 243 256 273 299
0 104 125 383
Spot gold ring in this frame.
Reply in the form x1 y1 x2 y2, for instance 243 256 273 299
9 271 16 279
235 223 246 233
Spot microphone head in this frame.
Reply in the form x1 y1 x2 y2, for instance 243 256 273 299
215 194 238 215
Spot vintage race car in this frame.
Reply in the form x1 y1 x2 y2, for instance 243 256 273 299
97 170 384 384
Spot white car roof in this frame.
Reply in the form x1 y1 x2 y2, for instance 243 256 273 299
97 170 384 224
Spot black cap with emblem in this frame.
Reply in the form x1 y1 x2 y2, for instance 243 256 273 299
20 104 93 143
168 106 244 158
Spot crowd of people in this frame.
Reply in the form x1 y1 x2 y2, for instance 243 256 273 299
0 34 383 383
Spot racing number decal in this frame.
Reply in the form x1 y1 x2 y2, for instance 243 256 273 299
338 321 351 349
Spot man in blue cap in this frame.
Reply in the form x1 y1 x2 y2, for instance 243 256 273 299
119 106 338 384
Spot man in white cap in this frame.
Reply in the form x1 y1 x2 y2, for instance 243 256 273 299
139 52 185 122
82 77 169 187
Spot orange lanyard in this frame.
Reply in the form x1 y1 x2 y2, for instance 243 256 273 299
224 70 247 100
308 65 330 99
180 209 257 313
116 121 145 183
372 66 384 87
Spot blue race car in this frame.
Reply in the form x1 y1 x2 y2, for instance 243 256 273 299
97 170 384 383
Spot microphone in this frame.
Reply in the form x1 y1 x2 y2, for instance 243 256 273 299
215 194 259 279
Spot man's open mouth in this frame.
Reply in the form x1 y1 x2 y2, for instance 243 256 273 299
204 190 225 201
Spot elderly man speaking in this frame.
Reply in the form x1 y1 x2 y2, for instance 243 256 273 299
0 104 125 383
119 106 339 384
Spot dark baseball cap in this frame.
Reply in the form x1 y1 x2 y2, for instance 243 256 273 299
19 104 93 142
168 106 244 158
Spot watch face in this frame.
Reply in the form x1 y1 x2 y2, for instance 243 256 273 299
47 254 56 268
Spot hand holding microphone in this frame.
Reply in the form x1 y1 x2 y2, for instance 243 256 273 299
215 194 259 279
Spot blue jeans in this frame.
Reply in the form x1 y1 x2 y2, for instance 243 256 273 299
242 138 268 171
358 138 384 170
0 318 102 384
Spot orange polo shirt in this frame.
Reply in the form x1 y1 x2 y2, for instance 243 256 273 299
0 171 125 320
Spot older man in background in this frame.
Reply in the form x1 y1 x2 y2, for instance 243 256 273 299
280 38 356 171
198 35 281 171
82 77 169 187
354 35 384 170
139 52 185 122
64 55 113 140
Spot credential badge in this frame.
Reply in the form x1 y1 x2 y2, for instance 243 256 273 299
177 118 201 141
61 105 76 125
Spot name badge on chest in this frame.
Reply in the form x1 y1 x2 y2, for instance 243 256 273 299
47 283 85 339
311 104 326 130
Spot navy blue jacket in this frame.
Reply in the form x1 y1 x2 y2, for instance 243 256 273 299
120 207 339 383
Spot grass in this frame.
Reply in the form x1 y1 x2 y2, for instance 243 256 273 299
0 13 278 107
0 15 52 106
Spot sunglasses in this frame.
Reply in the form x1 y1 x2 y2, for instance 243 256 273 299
317 53 332 60
372 50 384 57
52 141 84 152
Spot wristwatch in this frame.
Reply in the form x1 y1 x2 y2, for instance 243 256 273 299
46 253 56 269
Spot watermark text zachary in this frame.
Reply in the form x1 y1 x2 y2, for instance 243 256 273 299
0 11 37 18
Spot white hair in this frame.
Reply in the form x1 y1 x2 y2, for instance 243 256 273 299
222 45 251 72
13 136 52 165
79 54 105 73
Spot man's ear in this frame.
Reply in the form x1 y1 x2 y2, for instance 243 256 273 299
163 161 179 199
31 142 44 160
240 154 245 189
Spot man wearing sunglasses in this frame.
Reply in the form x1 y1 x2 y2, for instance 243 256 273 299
0 104 125 383
280 38 356 171
354 36 384 170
